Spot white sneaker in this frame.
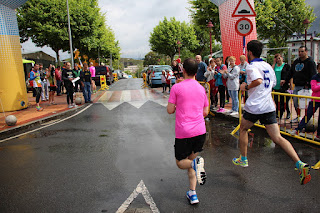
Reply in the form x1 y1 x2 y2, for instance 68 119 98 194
68 105 74 108
226 110 233 113
230 111 239 116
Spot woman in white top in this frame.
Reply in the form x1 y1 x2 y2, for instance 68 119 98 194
223 56 240 115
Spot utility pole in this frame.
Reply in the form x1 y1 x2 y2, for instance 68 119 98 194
66 0 74 67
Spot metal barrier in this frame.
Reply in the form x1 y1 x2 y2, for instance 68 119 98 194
198 81 212 116
98 75 109 91
113 73 118 82
141 73 148 88
232 91 320 146
231 90 320 169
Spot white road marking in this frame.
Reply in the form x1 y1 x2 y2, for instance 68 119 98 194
99 91 113 102
116 180 160 213
152 99 168 107
0 104 93 143
120 90 131 102
127 100 148 109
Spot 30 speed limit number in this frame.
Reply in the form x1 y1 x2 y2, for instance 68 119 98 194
235 18 253 36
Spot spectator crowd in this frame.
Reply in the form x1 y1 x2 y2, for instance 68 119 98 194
29 62 95 111
170 46 318 136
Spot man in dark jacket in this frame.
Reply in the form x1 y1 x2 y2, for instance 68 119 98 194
286 46 317 122
195 55 207 81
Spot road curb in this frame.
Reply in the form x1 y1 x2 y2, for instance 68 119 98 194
0 104 89 141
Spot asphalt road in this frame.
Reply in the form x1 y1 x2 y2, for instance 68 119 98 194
0 78 319 213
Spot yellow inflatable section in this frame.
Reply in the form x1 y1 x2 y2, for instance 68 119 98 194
0 1 29 112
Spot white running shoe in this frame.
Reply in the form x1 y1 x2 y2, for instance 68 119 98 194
192 156 206 185
230 111 239 116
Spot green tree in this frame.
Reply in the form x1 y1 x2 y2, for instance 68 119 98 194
17 0 69 63
149 17 199 61
189 0 220 41
143 51 161 66
17 0 120 64
255 0 316 48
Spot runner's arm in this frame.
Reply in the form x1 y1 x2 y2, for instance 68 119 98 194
203 106 209 117
240 78 262 91
167 102 176 114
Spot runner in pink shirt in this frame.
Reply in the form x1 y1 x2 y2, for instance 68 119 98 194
167 58 209 205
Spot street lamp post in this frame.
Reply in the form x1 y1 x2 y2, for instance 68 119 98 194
310 36 314 58
66 0 74 67
303 18 310 47
207 21 214 55
177 40 181 58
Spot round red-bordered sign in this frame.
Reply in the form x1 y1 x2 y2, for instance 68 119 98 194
235 17 253 36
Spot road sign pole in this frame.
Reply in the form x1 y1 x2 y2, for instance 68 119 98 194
243 36 246 55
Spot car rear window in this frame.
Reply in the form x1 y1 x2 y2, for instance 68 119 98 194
154 67 172 72
95 66 108 75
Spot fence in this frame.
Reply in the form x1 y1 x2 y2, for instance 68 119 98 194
231 91 320 146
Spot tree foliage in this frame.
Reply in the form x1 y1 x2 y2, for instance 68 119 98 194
255 0 316 48
188 0 317 49
149 17 199 61
17 0 120 63
188 0 220 41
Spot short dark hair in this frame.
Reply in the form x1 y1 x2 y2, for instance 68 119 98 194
247 40 263 58
274 53 282 58
299 46 308 51
317 63 320 70
183 58 198 76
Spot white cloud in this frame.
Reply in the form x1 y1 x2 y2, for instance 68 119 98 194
99 0 191 58
21 0 191 60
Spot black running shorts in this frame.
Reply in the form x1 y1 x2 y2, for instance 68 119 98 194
174 133 206 161
243 110 277 125
49 86 56 92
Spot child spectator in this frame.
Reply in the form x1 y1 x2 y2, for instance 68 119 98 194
167 58 208 205
223 56 240 115
161 70 166 93
55 66 62 96
46 65 57 105
294 63 320 137
29 64 43 111
165 69 172 93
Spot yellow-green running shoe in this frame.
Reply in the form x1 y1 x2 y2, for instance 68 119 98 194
298 163 311 185
232 157 248 167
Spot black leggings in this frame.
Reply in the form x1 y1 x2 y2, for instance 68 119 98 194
215 85 225 108
65 82 74 105
35 87 42 103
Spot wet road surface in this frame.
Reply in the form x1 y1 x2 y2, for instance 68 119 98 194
0 78 319 212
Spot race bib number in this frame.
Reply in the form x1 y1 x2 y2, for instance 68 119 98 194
263 70 270 88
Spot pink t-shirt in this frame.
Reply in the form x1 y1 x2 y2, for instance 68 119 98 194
168 79 209 139
90 66 96 77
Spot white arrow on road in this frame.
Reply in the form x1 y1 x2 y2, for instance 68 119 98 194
116 180 160 213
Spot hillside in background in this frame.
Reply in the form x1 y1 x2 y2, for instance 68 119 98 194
120 58 143 68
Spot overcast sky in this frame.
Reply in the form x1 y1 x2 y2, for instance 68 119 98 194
21 0 319 60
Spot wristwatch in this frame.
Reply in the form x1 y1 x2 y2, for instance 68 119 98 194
245 85 249 91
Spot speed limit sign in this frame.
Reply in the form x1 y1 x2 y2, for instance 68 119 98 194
235 17 253 36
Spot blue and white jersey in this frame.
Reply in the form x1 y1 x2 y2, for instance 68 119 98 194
244 58 276 114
